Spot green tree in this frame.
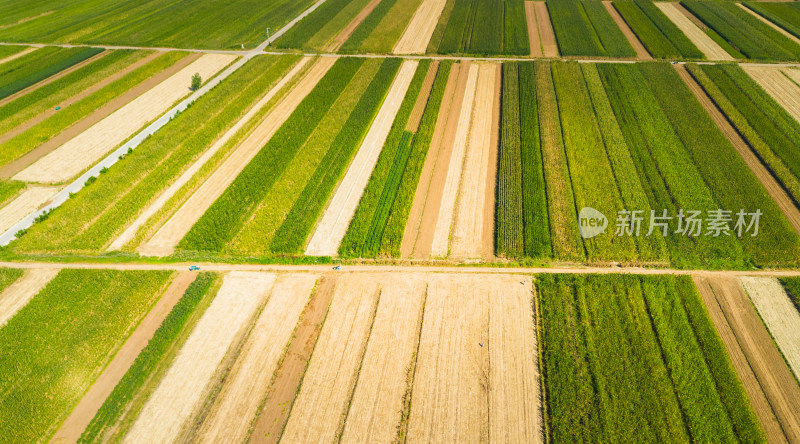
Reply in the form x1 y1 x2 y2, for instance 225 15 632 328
190 72 201 91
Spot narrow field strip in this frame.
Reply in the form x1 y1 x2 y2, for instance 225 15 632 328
108 57 312 252
676 65 800 235
489 275 541 443
0 186 58 233
692 275 787 443
525 2 543 57
0 268 57 327
52 272 196 443
327 0 383 52
430 63 478 257
0 46 35 66
280 274 381 442
739 3 800 47
340 273 427 443
655 3 733 60
741 277 800 380
401 62 463 258
138 57 334 257
604 1 652 60
14 54 236 184
534 2 559 57
393 0 448 54
742 65 800 123
250 275 336 443
450 63 498 259
306 60 418 256
123 272 275 444
406 273 489 442
196 273 318 443
704 275 800 442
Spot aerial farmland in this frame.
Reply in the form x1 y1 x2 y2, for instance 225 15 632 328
2 0 800 442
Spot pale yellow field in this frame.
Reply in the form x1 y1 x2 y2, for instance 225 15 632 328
0 268 58 327
393 0 448 54
656 3 734 60
0 186 59 234
742 65 800 123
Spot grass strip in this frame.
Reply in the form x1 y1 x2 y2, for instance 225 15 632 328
0 47 103 100
496 63 524 258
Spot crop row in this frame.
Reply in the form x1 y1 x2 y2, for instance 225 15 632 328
687 63 800 206
12 55 301 254
0 46 103 100
613 0 704 59
780 277 800 314
80 272 219 443
548 1 635 57
682 0 800 61
0 51 186 169
339 0 402 53
0 269 172 444
177 58 366 252
745 2 800 41
431 0 529 55
537 273 763 443
274 0 364 50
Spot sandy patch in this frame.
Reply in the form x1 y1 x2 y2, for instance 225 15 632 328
401 63 463 258
0 46 37 67
0 267 58 327
0 186 59 234
108 57 311 252
701 275 800 442
327 0 383 52
430 63 479 257
405 273 489 442
741 277 800 380
340 273 427 443
249 275 336 443
306 60 419 256
525 2 543 57
677 65 800 235
603 1 651 60
534 3 559 57
196 273 318 443
138 57 335 257
280 274 381 443
14 53 236 184
655 3 734 60
393 0 448 54
450 63 498 259
742 65 800 127
52 272 196 442
123 271 275 444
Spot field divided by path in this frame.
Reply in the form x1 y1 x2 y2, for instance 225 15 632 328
655 2 734 60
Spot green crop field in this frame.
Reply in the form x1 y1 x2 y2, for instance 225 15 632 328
428 0 529 55
0 46 103 100
0 267 23 293
537 273 764 443
0 269 171 444
341 0 423 54
780 277 800 314
274 0 372 50
613 0 704 59
548 1 636 57
746 2 800 41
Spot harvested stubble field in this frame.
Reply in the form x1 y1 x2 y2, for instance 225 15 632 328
655 2 734 60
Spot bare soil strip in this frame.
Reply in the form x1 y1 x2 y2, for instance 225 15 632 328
677 65 800 235
52 272 196 442
693 275 788 444
603 1 652 60
0 51 162 146
327 0 383 52
306 60 419 256
138 57 335 257
430 63 479 257
739 3 800 47
249 275 336 444
196 273 318 444
401 63 462 258
656 3 734 61
280 274 381 443
0 186 59 234
406 61 440 132
489 275 542 443
0 53 202 179
406 273 489 442
743 65 800 124
124 272 275 444
340 273 427 443
0 50 109 108
534 2 559 57
483 67 501 259
109 57 311 252
0 268 58 327
525 2 543 57
393 0 449 54
0 46 37 66
14 53 236 184
451 63 497 259
703 275 800 442
740 277 800 380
